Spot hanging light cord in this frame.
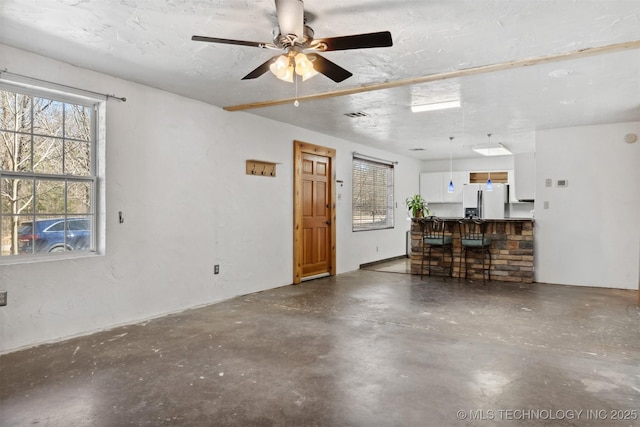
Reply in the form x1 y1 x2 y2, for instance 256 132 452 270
487 133 492 179
486 133 494 190
448 136 455 193
449 137 454 180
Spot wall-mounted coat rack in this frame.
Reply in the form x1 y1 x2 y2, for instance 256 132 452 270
246 159 277 177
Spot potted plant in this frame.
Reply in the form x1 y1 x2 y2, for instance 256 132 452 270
405 194 430 218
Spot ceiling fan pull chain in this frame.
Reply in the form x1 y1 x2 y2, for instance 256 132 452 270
294 70 300 107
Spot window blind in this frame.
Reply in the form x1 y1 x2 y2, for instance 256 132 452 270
352 157 394 231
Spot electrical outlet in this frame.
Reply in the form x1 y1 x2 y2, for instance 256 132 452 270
0 291 7 306
214 265 220 275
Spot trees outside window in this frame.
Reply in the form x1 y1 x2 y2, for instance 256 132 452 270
0 87 96 256
352 157 394 231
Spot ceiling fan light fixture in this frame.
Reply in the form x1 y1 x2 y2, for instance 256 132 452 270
269 54 294 82
294 52 318 81
411 100 461 113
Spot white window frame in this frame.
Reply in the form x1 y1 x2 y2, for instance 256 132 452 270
352 155 395 232
0 81 105 262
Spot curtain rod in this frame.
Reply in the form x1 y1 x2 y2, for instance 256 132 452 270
352 151 398 165
0 69 126 102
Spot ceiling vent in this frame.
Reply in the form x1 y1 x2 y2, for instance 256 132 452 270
409 148 426 151
344 111 368 118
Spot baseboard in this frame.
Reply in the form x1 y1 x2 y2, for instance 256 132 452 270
359 255 407 269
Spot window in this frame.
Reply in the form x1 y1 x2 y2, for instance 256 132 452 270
0 86 98 257
352 157 394 231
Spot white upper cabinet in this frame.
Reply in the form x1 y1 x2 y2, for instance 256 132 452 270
514 153 536 201
420 172 443 202
420 171 468 203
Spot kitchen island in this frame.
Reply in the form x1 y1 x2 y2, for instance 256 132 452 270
410 218 534 283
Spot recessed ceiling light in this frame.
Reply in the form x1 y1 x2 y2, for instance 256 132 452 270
411 100 461 113
472 143 512 156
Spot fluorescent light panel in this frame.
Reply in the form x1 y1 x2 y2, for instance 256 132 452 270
411 100 461 113
472 143 512 156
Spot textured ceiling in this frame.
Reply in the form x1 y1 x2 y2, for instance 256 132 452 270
1 0 639 160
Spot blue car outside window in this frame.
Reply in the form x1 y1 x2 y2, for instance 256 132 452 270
18 218 91 254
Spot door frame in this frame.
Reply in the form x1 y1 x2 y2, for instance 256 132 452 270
293 140 337 284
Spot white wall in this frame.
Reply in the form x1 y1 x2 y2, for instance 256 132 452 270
535 122 640 289
0 45 421 353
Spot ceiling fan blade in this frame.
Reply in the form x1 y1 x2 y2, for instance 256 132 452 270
311 31 393 51
275 0 304 38
241 57 278 80
306 53 353 83
192 35 269 49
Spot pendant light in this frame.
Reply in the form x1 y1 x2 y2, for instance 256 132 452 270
486 133 493 191
448 136 455 193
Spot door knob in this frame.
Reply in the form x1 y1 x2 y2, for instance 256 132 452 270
326 220 332 225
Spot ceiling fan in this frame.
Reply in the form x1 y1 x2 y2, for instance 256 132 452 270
192 0 393 83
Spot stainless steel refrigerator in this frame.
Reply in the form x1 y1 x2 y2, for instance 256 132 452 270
462 184 509 219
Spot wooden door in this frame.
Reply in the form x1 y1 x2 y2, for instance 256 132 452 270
302 152 330 276
293 141 336 284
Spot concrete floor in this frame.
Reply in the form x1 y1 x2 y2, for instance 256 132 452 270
1 261 639 426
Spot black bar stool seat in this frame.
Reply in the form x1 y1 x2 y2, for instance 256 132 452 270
420 216 454 278
458 218 492 282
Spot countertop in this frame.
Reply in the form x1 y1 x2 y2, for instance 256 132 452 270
415 217 534 222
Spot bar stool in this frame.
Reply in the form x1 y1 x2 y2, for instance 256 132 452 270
420 216 453 278
458 218 492 281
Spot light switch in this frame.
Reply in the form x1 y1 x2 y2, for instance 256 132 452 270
544 201 550 209
545 179 552 187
